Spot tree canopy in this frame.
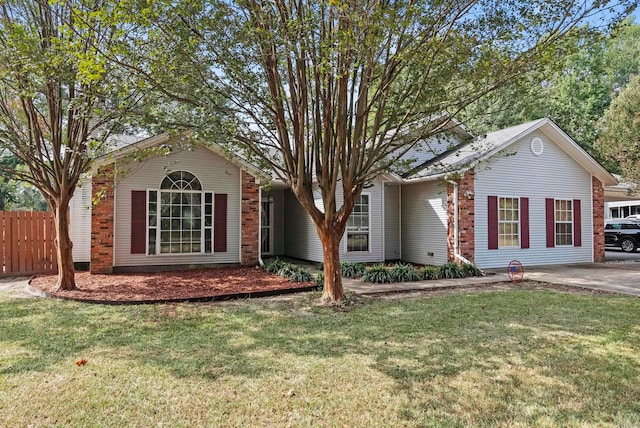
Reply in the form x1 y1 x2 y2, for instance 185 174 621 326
462 17 640 169
0 0 145 290
597 74 640 188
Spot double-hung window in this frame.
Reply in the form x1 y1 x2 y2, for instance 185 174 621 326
498 197 519 247
555 199 573 246
346 194 369 252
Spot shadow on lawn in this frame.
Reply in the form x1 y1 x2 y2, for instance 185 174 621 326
1 291 640 423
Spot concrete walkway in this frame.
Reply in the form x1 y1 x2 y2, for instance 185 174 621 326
0 276 45 298
344 262 640 297
343 271 512 294
524 262 640 297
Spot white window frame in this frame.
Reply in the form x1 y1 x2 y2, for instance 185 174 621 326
554 198 573 246
345 193 371 253
498 196 520 248
146 171 212 256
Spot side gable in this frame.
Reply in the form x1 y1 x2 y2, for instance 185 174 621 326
406 118 617 188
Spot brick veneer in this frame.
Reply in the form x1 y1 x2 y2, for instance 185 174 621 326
592 176 605 263
91 166 115 274
241 171 260 265
447 170 475 263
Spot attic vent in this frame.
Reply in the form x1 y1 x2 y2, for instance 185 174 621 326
530 137 544 156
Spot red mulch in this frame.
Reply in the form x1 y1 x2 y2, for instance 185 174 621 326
29 267 316 304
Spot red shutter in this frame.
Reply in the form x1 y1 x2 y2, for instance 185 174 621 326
131 191 146 254
520 197 530 249
573 199 582 247
488 196 498 250
546 198 555 248
214 194 227 252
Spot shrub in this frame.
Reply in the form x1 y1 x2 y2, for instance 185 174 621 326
263 257 287 273
340 261 366 278
388 263 420 282
313 272 324 288
461 263 483 278
439 262 463 279
277 264 297 278
315 262 324 271
361 264 392 283
418 265 441 280
289 267 313 282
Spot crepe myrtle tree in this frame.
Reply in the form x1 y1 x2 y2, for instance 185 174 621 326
0 0 144 291
110 0 633 303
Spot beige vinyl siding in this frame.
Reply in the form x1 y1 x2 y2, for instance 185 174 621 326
69 181 92 263
384 184 401 260
263 189 285 256
474 130 593 268
283 190 323 262
283 178 386 263
113 144 242 267
401 181 448 265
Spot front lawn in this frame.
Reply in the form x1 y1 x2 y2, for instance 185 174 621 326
1 288 639 426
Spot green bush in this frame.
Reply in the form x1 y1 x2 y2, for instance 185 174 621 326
263 257 287 273
315 262 324 271
277 264 298 278
461 263 483 278
388 263 420 282
313 272 324 288
439 262 463 279
341 261 366 278
418 265 441 280
289 267 313 282
361 264 392 283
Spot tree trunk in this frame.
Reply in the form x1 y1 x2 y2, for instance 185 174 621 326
53 200 76 291
319 226 344 304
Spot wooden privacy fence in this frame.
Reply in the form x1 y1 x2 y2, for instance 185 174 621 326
1 211 57 276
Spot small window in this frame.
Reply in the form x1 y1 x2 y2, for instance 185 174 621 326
498 197 519 247
346 194 369 252
555 199 573 246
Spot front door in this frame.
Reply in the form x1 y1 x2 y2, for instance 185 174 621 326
261 200 273 255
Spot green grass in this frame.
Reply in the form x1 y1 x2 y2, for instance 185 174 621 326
1 288 640 427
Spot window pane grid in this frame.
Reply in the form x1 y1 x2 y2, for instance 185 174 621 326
149 171 206 255
159 190 203 254
347 195 369 252
555 199 573 246
498 197 519 248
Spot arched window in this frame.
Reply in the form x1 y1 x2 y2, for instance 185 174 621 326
148 171 212 254
160 171 202 191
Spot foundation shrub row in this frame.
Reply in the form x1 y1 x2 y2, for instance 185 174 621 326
264 258 483 286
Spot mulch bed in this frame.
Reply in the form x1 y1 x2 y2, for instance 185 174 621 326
29 267 316 304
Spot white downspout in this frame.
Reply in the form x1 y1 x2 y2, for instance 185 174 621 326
451 181 472 265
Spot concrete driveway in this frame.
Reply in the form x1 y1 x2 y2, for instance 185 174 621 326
605 248 640 262
525 263 640 297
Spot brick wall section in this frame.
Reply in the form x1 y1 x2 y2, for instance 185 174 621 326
458 170 475 262
90 166 115 274
592 176 605 263
241 171 260 265
446 170 476 263
446 183 455 262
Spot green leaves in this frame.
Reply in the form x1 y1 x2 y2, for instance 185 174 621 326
597 74 640 187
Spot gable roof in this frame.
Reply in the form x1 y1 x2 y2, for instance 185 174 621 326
405 117 617 187
91 132 268 181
